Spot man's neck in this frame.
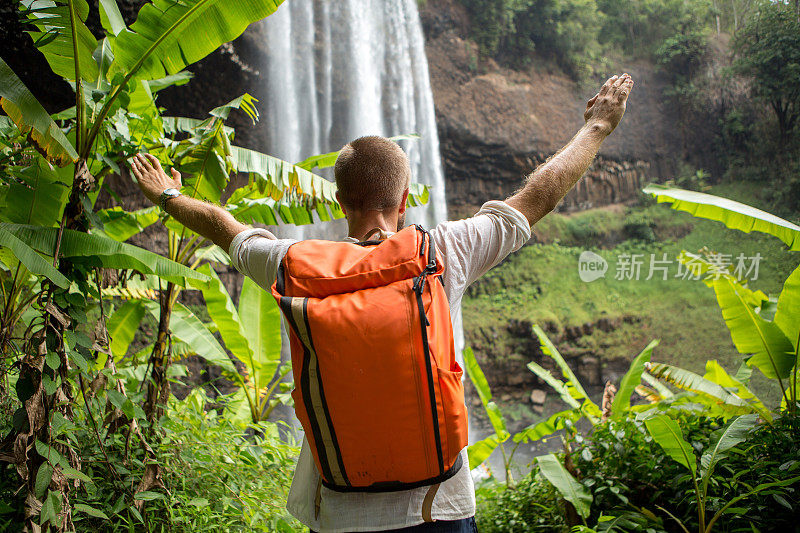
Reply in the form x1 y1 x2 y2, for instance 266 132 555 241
346 212 398 241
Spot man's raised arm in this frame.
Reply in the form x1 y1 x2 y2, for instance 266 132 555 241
129 153 252 252
506 73 634 226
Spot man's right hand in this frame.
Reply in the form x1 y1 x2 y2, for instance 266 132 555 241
583 73 634 136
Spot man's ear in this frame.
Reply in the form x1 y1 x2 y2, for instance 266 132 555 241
398 188 410 215
336 192 347 217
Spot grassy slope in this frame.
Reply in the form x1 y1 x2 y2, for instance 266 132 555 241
462 183 798 405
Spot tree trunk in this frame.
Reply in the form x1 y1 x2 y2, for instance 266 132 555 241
143 282 177 423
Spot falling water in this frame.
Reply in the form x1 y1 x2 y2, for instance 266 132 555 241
255 0 465 358
256 0 447 229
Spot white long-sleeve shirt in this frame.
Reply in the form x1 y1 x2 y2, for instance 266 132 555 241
228 200 531 532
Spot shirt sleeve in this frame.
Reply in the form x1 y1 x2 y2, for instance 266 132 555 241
430 200 531 291
228 228 298 292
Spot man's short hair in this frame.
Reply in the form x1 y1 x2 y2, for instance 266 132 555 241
334 135 411 211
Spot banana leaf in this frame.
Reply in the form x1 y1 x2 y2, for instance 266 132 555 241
2 223 207 284
711 274 795 380
111 0 284 80
0 58 77 165
700 414 757 484
774 265 800 353
463 347 508 437
175 121 230 203
0 226 69 288
295 133 421 171
646 362 750 410
238 277 282 392
610 339 660 420
678 251 795 381
467 433 509 470
532 324 593 404
19 0 99 83
463 347 493 406
210 93 259 122
2 158 70 227
643 184 800 251
513 408 581 444
641 371 674 398
195 264 254 364
105 299 146 365
143 300 235 373
644 414 697 476
702 360 771 421
96 206 159 241
527 361 583 411
536 454 592 518
98 0 125 36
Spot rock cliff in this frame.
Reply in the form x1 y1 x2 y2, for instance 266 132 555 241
419 0 681 214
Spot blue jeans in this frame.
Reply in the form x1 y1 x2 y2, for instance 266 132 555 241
311 516 478 532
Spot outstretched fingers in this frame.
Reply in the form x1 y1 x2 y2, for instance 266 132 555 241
599 75 618 96
144 153 164 173
617 77 634 102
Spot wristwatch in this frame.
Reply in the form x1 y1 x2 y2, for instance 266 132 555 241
159 188 181 210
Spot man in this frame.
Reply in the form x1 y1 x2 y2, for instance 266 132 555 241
131 73 634 532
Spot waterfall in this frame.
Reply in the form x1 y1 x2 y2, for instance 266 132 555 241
255 0 465 358
256 0 447 228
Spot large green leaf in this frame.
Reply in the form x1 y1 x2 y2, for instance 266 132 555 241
0 58 77 165
463 347 493 406
175 120 230 203
96 206 160 242
230 145 341 208
702 360 771 421
0 226 69 288
20 0 99 83
644 185 800 250
106 299 146 363
646 362 751 411
677 250 796 381
467 433 508 470
699 414 757 485
644 414 697 476
526 361 582 411
2 223 207 284
513 409 581 444
2 157 69 227
110 0 284 80
238 277 282 391
195 264 254 362
532 325 597 413
143 300 234 372
295 134 421 171
774 265 800 354
98 0 125 36
463 347 508 437
610 339 659 420
710 273 795 380
536 454 592 518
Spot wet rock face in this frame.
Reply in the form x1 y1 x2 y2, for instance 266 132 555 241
419 0 682 212
440 128 652 212
466 316 642 392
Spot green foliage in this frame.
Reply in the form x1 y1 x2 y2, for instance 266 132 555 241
733 1 800 142
475 472 566 532
537 453 592 518
645 186 800 410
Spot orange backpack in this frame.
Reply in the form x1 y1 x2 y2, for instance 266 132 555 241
271 225 468 492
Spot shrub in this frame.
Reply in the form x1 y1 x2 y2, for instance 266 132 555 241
476 471 566 532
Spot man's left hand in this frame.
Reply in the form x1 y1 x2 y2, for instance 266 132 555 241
130 153 182 205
